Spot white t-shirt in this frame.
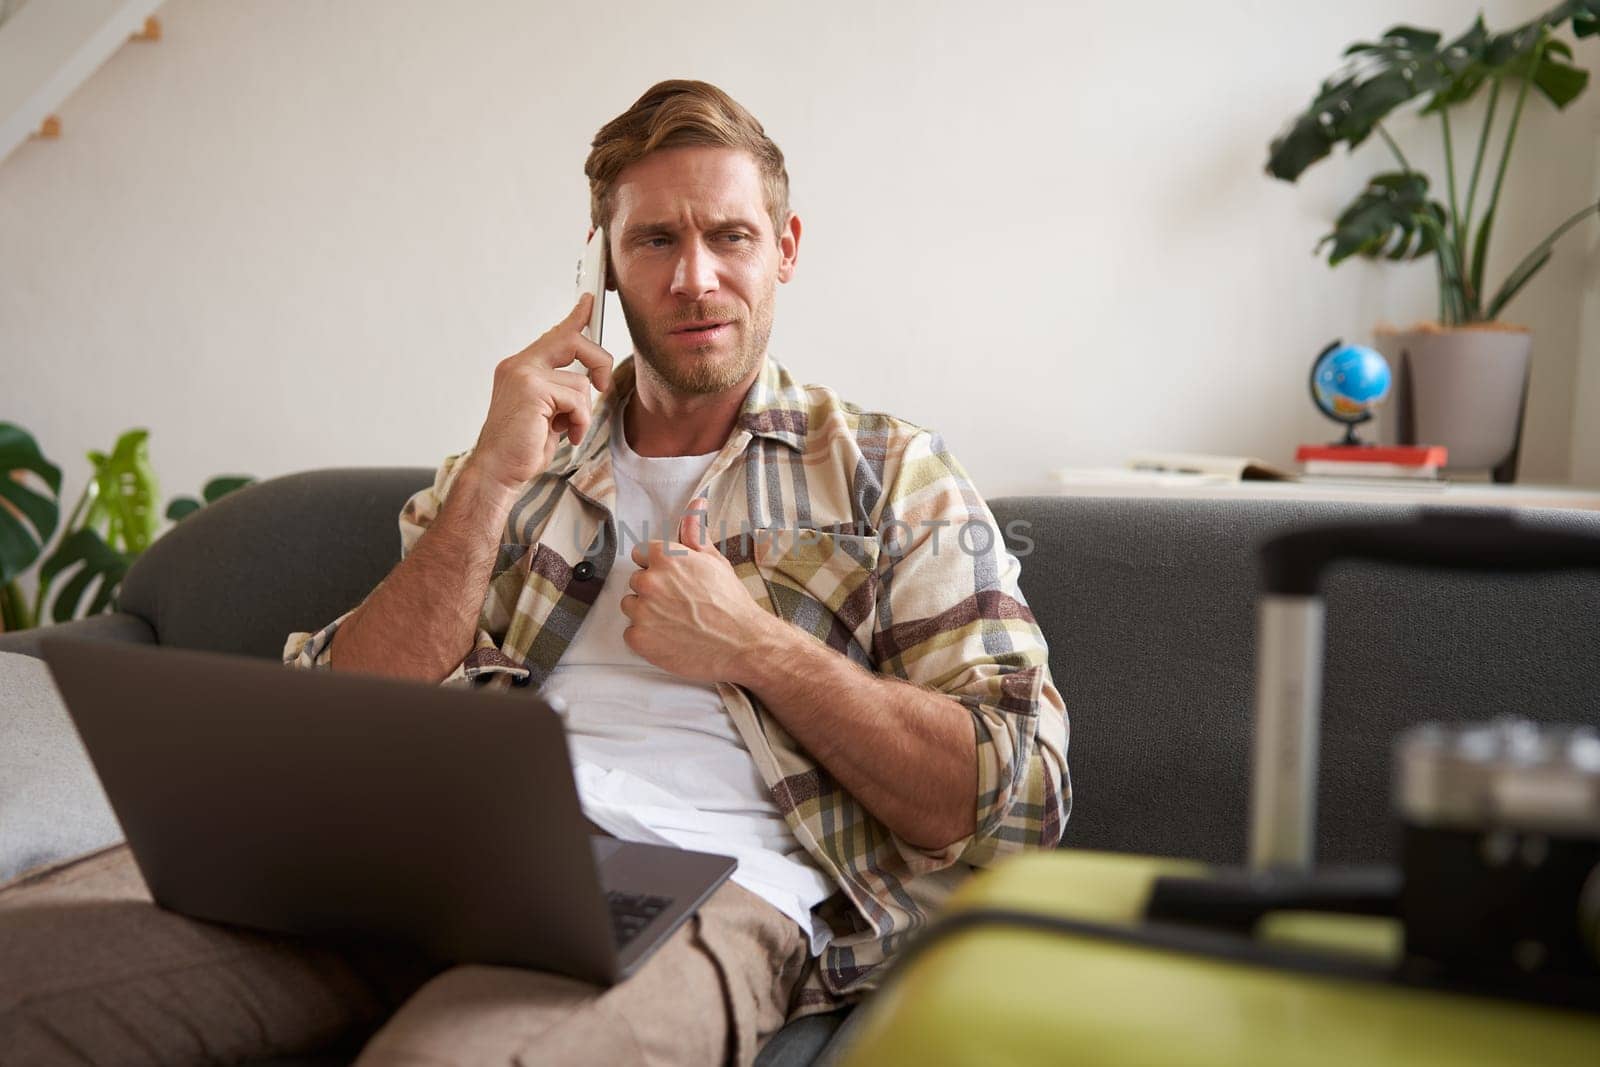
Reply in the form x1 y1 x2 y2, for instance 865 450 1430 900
540 415 836 955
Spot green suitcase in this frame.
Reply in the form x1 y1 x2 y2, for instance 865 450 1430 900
836 849 1600 1066
839 514 1600 1065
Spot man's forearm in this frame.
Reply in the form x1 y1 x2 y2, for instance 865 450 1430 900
731 620 977 851
329 462 520 683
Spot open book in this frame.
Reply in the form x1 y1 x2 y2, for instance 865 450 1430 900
1127 452 1296 481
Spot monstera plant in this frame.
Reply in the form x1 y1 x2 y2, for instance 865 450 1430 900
1266 0 1600 479
1268 0 1599 322
0 423 253 632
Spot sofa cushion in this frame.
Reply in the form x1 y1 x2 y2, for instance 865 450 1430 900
0 651 122 882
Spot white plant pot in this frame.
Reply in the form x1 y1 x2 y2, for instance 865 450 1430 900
1372 325 1533 482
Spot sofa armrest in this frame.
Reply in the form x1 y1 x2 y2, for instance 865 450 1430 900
0 651 124 882
0 612 157 659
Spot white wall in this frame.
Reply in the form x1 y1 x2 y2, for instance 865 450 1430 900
3 0 1596 565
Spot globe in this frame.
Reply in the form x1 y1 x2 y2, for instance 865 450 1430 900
1310 341 1391 445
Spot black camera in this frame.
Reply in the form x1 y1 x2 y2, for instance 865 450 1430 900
1397 719 1600 983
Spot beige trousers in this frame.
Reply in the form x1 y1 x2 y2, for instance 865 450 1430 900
0 845 810 1066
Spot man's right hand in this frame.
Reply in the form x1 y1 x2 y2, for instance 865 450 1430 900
467 293 615 495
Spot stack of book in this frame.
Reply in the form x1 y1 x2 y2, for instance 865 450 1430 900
1295 445 1449 481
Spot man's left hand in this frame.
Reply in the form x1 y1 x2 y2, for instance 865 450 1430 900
620 497 778 683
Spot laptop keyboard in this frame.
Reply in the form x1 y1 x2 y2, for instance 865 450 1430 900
605 890 673 947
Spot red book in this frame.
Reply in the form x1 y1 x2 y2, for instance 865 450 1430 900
1294 444 1448 467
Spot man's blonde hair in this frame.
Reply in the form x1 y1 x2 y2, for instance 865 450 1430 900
585 80 791 242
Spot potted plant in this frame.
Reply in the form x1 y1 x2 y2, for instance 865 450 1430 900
0 423 253 632
1267 1 1600 481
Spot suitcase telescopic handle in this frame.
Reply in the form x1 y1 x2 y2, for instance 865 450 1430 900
1260 511 1600 595
1249 511 1600 873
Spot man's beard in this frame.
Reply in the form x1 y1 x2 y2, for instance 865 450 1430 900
619 285 774 397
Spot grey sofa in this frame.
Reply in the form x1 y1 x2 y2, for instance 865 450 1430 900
4 468 1600 1064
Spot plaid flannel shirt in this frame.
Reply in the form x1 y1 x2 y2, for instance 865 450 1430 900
285 355 1070 1012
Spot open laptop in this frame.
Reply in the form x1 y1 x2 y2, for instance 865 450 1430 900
38 635 736 987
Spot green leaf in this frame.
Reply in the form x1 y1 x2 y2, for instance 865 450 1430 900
1576 0 1600 38
1370 172 1418 190
37 527 130 623
1345 25 1441 57
0 424 63 587
165 497 201 522
164 474 255 523
1270 3 1600 181
1317 171 1446 266
81 429 161 555
1483 10 1592 108
1424 67 1491 111
201 475 254 504
1422 16 1494 112
1267 30 1447 182
1519 44 1590 108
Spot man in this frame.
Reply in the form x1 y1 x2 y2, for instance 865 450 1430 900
0 80 1067 1066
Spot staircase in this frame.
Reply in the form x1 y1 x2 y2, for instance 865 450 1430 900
0 0 165 164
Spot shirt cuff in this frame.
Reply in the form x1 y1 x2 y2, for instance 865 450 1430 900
285 615 530 687
283 609 355 669
443 643 533 688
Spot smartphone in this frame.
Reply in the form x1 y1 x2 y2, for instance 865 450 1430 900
575 227 607 345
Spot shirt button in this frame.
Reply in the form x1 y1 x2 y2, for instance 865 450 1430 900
573 560 596 581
